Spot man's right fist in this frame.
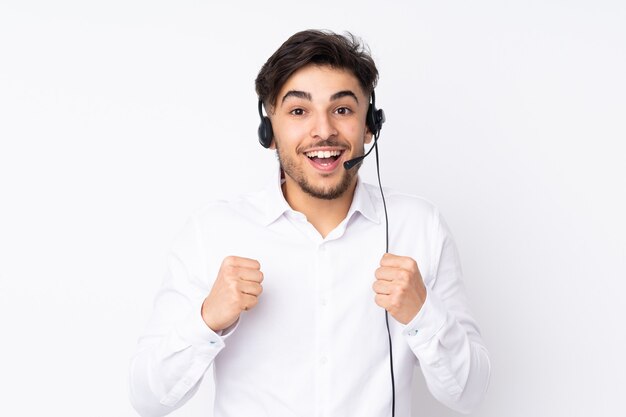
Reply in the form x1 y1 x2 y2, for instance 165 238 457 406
201 256 264 332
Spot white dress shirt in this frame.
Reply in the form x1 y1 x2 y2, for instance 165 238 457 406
129 170 491 417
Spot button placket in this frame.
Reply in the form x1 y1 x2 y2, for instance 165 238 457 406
316 242 331 414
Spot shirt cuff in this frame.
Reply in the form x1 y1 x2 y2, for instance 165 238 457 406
176 303 228 351
219 318 240 338
402 289 447 349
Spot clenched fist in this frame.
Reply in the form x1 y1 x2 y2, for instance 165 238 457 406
201 256 264 332
373 253 427 324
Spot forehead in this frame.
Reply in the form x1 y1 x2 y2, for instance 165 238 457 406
277 64 366 102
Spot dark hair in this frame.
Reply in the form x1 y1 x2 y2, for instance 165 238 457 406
255 29 379 110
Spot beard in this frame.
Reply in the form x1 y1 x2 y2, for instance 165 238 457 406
275 141 363 200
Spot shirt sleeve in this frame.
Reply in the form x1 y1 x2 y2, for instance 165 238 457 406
402 209 491 413
129 215 234 417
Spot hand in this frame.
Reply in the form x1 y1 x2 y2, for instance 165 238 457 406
373 253 427 324
201 256 264 332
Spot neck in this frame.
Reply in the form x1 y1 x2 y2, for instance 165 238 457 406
281 176 357 238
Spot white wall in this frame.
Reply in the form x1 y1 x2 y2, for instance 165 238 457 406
1 1 624 416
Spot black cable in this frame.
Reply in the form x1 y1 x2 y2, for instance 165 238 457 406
373 139 389 253
373 138 395 417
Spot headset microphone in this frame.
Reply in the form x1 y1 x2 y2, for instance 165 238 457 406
343 156 365 170
343 135 379 170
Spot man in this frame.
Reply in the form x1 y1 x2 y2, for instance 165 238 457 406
130 30 490 417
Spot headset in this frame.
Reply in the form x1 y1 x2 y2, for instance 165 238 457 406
256 91 395 417
257 91 385 149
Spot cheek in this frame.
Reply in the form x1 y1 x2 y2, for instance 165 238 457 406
274 119 308 142
344 122 367 142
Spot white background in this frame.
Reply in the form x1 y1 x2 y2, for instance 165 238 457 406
1 1 625 416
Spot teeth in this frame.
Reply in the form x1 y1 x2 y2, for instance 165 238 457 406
305 150 342 159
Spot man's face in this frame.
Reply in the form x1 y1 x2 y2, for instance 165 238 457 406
269 64 372 200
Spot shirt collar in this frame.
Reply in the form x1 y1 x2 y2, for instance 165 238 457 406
261 168 292 226
261 167 381 226
349 176 381 224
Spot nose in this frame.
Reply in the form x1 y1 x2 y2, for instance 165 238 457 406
310 112 338 140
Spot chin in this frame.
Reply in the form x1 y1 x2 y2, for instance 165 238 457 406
299 174 355 200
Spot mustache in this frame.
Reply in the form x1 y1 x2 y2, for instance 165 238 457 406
298 139 348 153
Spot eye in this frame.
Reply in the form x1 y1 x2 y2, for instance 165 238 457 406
335 107 352 115
290 108 305 116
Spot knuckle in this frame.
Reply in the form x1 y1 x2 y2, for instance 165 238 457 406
222 265 235 276
230 293 241 306
399 270 411 281
228 280 240 292
232 284 242 295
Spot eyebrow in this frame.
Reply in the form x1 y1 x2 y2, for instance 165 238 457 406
330 90 359 104
280 89 360 104
281 90 312 104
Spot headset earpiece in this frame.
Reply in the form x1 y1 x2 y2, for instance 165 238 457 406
366 90 386 137
257 101 273 148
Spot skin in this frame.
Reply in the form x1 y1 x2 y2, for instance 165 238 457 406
202 256 264 332
269 64 372 236
201 64 427 332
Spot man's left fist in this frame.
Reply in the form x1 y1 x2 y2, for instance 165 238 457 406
373 253 427 324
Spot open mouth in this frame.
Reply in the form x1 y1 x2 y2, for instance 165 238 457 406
304 150 344 169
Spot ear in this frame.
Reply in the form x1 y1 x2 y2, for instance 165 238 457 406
364 125 373 145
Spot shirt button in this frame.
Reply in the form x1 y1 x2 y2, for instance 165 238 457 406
320 356 328 365
408 329 419 336
320 298 327 306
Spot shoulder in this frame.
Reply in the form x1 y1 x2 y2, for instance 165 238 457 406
169 190 266 256
190 189 266 227
361 182 441 221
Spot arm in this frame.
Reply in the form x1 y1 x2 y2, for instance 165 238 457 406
373 210 491 413
129 216 224 417
129 217 263 417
